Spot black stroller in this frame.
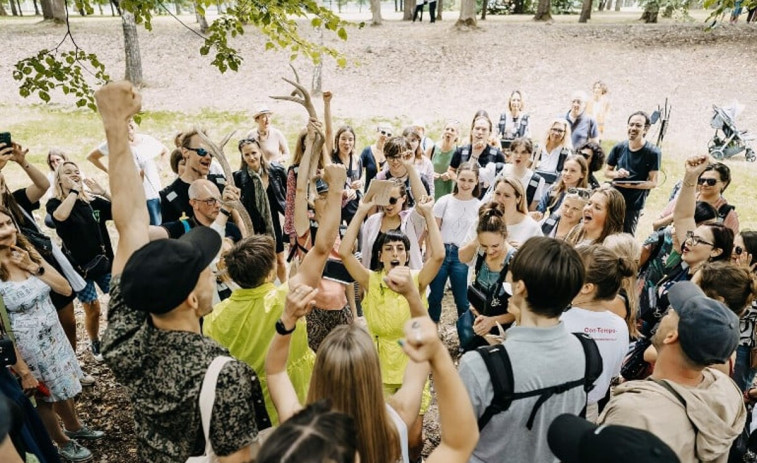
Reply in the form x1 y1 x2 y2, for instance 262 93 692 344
708 104 756 162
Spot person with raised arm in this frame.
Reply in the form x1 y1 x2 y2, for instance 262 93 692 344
98 81 269 463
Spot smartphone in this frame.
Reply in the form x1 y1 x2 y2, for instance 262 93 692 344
0 132 11 148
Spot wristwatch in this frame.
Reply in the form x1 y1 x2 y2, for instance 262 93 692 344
275 318 296 336
34 265 45 276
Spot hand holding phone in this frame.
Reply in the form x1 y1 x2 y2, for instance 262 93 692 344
0 132 11 149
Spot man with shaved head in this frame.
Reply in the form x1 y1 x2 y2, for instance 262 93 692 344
565 90 599 149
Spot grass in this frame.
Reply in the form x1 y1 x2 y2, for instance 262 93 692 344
2 104 756 237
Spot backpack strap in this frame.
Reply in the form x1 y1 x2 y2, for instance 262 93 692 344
498 112 508 135
572 332 602 394
517 115 530 137
525 172 542 206
180 218 192 234
197 356 233 458
541 212 560 236
717 203 735 222
474 252 485 276
556 148 570 173
476 344 515 430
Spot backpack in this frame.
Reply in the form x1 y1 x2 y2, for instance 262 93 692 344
498 113 530 140
475 332 602 430
718 204 735 224
525 172 544 207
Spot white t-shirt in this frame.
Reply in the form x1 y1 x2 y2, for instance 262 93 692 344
434 195 480 248
537 146 564 175
98 134 165 200
561 307 629 404
506 215 543 246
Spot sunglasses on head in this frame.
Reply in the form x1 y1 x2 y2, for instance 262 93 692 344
697 178 718 186
566 187 592 200
186 146 209 157
379 129 392 137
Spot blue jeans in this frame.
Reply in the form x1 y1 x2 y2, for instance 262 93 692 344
428 244 469 322
146 198 162 225
733 344 757 392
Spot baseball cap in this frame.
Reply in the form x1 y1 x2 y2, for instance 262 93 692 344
548 414 680 463
121 227 222 314
668 281 740 365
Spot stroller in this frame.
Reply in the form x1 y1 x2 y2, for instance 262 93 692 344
708 103 756 162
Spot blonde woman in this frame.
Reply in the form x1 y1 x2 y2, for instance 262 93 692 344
46 161 113 363
490 176 542 247
565 185 626 246
534 118 573 186
532 155 589 221
603 233 642 339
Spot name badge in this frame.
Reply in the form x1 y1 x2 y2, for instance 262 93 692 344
166 191 178 202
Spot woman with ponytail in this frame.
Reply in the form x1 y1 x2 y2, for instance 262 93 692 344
457 202 517 351
562 244 633 421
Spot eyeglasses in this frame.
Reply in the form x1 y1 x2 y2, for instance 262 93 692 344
566 187 592 200
388 196 401 205
550 128 565 134
386 155 402 163
196 198 219 206
186 146 209 157
697 178 718 187
685 230 714 247
735 246 744 256
379 129 392 137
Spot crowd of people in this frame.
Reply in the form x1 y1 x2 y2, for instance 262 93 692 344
1 78 757 463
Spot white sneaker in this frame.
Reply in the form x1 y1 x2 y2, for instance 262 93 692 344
79 374 96 387
90 340 104 363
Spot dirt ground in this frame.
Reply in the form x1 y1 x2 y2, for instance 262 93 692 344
2 11 757 461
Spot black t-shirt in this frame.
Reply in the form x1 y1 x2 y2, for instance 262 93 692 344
607 140 661 211
162 216 242 243
449 144 505 170
46 196 114 264
159 174 227 224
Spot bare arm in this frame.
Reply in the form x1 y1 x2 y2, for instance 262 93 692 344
265 283 319 423
417 198 444 291
293 121 318 238
337 200 373 289
8 143 50 204
87 148 109 174
51 192 78 222
673 156 709 248
290 164 346 290
458 236 479 265
93 82 147 275
403 157 427 204
615 170 659 190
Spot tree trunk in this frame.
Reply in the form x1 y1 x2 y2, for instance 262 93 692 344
217 0 224 13
122 12 144 86
578 0 591 21
311 27 323 96
456 0 477 27
481 0 488 19
370 0 382 24
51 0 66 22
174 2 181 14
0 2 7 15
640 2 658 22
112 0 122 15
533 0 552 20
437 0 442 19
195 3 209 33
32 0 41 15
40 0 52 19
615 0 621 11
9 0 18 15
15 0 23 16
403 0 414 20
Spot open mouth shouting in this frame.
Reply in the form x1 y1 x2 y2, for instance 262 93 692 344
389 259 401 268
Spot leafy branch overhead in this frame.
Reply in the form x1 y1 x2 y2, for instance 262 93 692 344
13 0 356 109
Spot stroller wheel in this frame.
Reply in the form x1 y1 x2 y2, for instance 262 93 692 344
711 148 725 160
747 148 756 162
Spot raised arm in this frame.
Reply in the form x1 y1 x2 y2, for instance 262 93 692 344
6 143 50 204
338 199 375 289
290 163 346 290
673 155 709 249
10 245 71 296
416 196 444 291
458 235 479 265
402 155 428 203
87 147 109 174
93 82 145 275
402 316 478 463
265 282 319 423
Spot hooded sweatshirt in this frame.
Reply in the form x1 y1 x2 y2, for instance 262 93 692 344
598 368 746 463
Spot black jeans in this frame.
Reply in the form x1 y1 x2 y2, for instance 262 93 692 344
413 2 424 21
624 208 642 236
429 1 436 22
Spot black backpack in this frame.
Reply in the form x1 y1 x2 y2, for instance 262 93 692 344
475 332 603 430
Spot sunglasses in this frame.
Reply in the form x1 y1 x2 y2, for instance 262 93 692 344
379 129 392 137
685 230 714 247
566 187 592 200
697 178 718 187
388 196 401 205
735 246 744 256
186 146 209 157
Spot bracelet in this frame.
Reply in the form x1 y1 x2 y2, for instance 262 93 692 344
275 318 296 335
220 208 231 217
682 180 696 188
69 189 80 196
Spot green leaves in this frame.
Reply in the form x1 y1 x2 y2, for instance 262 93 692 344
13 49 111 112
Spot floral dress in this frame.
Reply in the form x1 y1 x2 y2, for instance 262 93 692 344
0 276 82 402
